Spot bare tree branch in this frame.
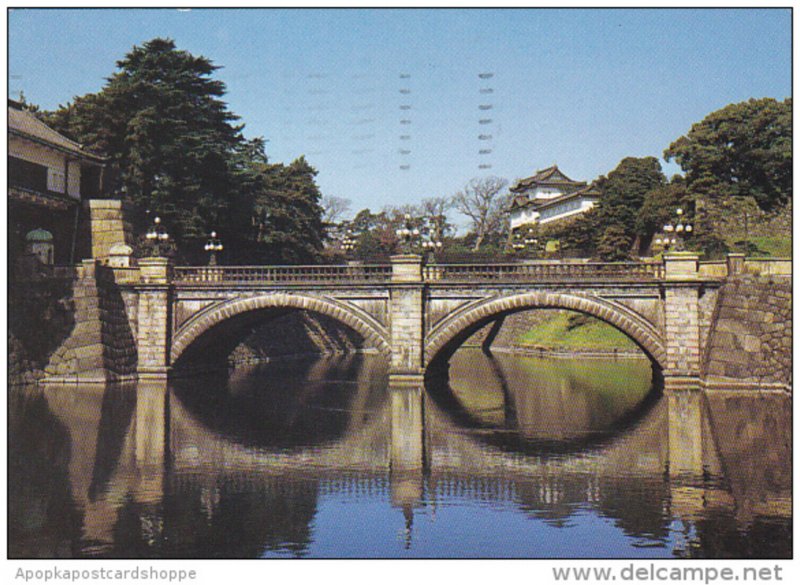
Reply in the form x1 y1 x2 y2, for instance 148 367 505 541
321 195 352 225
420 196 454 237
452 176 509 250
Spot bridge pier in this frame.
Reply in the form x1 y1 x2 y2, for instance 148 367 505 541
663 253 702 388
388 254 425 384
135 257 172 379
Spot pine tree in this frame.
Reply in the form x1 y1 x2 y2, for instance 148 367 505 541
44 38 244 248
41 38 328 263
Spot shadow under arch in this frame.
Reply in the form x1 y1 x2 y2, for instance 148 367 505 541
424 291 666 374
171 293 390 372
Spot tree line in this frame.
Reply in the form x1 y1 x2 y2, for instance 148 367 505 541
35 38 790 264
538 96 791 261
328 97 791 262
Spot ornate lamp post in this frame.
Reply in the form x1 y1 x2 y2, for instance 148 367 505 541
395 214 421 254
204 231 224 266
421 227 443 263
145 216 170 256
511 227 539 257
656 208 693 252
341 229 357 258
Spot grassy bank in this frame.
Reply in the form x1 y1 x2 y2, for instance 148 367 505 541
516 312 639 352
747 236 792 257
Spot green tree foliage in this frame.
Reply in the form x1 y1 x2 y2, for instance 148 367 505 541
596 224 635 261
254 157 326 264
664 97 792 212
42 38 326 263
536 158 665 259
595 157 667 242
538 209 601 257
339 209 398 261
45 39 242 242
634 178 694 253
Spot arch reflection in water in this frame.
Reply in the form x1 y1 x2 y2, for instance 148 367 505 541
428 349 659 452
8 351 792 558
171 354 389 451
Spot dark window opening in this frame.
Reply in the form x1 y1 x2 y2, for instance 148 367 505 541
9 156 48 193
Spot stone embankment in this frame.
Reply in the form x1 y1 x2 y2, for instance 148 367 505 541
703 275 792 389
44 261 137 383
8 267 75 385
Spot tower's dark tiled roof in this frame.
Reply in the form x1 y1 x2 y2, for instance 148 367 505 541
511 164 585 193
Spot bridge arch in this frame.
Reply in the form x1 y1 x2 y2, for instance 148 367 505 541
424 291 666 370
171 293 390 365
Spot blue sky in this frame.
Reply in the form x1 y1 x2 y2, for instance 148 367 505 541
8 8 791 221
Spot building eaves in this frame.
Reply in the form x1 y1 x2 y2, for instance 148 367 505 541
533 184 602 210
8 105 107 164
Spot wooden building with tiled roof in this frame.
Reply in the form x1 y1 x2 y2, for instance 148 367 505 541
509 165 601 230
8 99 109 265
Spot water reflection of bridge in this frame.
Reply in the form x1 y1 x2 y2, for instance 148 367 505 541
17 360 790 557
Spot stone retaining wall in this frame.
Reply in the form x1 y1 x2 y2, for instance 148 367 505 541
8 278 75 385
703 276 792 388
44 261 137 382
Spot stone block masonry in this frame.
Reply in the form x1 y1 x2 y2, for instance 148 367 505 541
664 286 701 378
8 271 75 385
390 287 424 375
32 248 787 390
704 276 791 389
389 255 425 379
44 260 138 383
135 258 172 378
87 199 134 262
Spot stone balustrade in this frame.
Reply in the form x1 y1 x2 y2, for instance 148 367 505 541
173 264 393 284
424 261 665 282
171 260 668 286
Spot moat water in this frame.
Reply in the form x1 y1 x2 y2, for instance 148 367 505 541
9 349 791 558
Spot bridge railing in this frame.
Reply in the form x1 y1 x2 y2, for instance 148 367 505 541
173 264 393 285
423 261 665 282
744 257 792 277
174 262 666 284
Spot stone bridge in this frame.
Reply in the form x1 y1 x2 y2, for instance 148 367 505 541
124 253 723 386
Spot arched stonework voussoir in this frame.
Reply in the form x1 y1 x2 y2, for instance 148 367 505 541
170 292 390 364
424 291 666 370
